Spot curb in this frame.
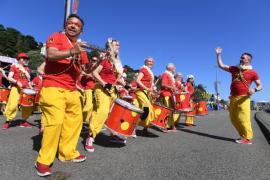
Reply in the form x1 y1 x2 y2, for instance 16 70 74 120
255 111 270 145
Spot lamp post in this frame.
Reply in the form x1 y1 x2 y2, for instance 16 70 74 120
214 65 220 110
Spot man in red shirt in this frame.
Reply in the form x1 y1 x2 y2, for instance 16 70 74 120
2 52 33 129
160 63 178 131
216 47 262 145
35 14 88 176
135 57 156 135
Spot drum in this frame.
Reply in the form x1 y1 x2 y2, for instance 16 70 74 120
151 103 173 129
196 101 208 116
20 89 36 107
185 102 196 117
121 95 134 103
0 88 10 104
174 92 191 112
105 98 143 137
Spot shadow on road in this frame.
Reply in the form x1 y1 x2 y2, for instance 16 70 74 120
31 134 42 152
80 131 126 148
136 129 159 138
178 128 235 142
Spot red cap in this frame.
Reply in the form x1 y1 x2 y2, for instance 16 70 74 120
16 52 29 60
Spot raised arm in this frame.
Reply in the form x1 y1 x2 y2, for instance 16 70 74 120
216 47 230 72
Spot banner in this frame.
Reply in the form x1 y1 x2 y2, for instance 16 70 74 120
64 0 80 26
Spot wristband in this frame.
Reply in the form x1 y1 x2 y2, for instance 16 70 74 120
254 88 258 92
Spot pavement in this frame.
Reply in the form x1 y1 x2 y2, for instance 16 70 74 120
0 110 270 180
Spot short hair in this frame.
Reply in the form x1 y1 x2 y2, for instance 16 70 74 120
241 52 253 61
166 63 175 70
66 14 84 27
144 57 154 64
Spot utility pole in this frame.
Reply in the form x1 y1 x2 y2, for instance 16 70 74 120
214 65 220 110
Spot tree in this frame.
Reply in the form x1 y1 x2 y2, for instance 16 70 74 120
27 50 45 71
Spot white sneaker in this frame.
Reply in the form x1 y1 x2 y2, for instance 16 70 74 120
85 136 95 152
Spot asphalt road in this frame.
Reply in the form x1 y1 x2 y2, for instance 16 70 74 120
0 110 270 180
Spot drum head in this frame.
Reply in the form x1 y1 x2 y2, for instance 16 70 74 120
153 102 174 111
115 98 143 113
23 89 36 95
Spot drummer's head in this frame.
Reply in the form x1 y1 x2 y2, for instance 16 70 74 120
187 74 194 82
16 52 29 66
89 50 100 62
65 14 84 40
174 72 183 81
106 38 120 55
144 57 155 68
166 63 175 73
240 52 252 65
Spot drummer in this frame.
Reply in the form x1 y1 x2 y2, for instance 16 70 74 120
135 57 156 136
185 74 195 127
80 51 99 126
85 38 126 153
160 63 178 132
2 52 33 129
173 72 187 126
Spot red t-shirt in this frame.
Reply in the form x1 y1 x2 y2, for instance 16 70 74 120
186 82 194 99
229 66 259 96
32 76 43 91
43 32 88 90
175 81 183 93
139 67 153 90
129 80 137 99
161 72 174 97
81 76 95 90
99 59 117 84
10 64 30 88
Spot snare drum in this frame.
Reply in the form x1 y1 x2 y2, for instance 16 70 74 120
105 98 143 137
151 103 173 129
20 89 36 107
174 92 191 112
196 101 208 116
185 102 196 117
0 88 10 104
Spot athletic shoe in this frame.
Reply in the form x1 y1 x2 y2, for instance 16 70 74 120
35 162 52 177
185 123 193 127
161 128 168 133
71 155 87 163
235 139 252 145
2 122 9 130
20 121 32 128
167 127 177 132
85 136 95 152
110 135 127 144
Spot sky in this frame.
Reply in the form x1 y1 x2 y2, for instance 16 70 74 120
0 0 269 101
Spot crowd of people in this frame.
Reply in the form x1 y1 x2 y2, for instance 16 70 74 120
0 14 262 177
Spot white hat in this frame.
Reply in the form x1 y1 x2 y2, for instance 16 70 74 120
187 74 194 79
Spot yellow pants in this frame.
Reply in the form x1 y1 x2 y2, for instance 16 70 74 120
82 89 94 124
89 85 116 138
185 116 194 125
4 86 33 121
229 95 253 140
37 87 83 165
173 113 181 125
135 90 155 128
161 96 174 128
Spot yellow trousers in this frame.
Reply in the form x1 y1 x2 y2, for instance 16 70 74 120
161 96 174 128
37 87 83 165
173 113 181 125
229 95 253 140
185 116 194 125
135 90 156 128
82 89 94 124
4 86 33 121
89 85 116 138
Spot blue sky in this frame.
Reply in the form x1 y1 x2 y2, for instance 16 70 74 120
1 0 269 101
